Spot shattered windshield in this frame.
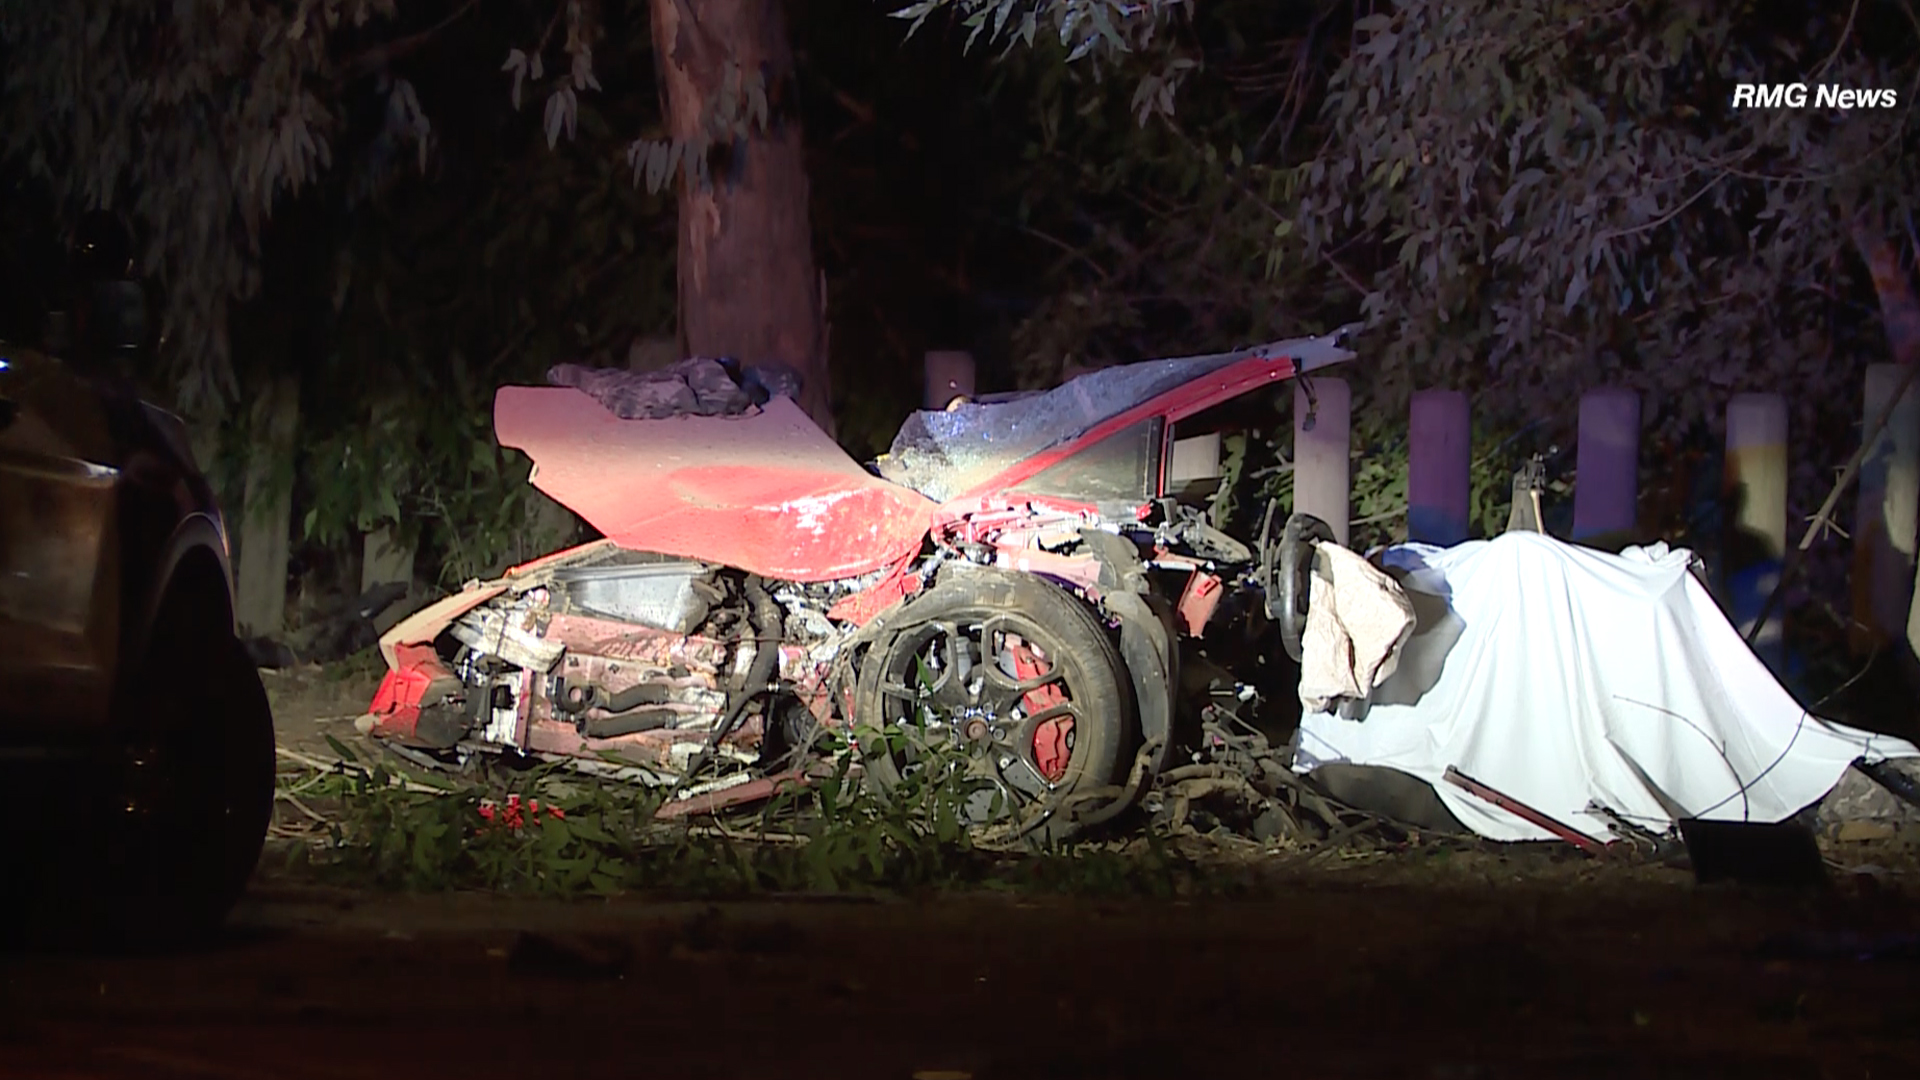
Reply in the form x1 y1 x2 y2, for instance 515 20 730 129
876 349 1252 503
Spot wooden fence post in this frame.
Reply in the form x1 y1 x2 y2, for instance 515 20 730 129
1572 387 1641 543
1408 389 1470 545
1293 377 1352 547
924 350 976 409
1724 393 1789 669
1852 362 1920 654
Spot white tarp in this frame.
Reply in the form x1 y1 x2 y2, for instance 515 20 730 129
1293 532 1920 843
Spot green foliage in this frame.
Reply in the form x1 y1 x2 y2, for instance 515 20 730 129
930 1 1920 413
3 0 675 589
297 374 558 586
892 0 1183 65
285 5 675 584
299 746 656 895
0 0 414 414
1293 0 1917 437
956 0 1357 392
1210 409 1563 550
623 57 773 193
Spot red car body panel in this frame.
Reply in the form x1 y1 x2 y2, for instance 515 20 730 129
363 642 458 741
494 389 938 583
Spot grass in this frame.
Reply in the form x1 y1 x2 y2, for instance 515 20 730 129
270 733 1267 901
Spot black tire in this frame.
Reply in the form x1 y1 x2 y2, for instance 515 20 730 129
1274 512 1335 663
853 567 1135 845
78 588 275 947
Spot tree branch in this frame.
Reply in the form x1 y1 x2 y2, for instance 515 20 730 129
336 0 482 81
1020 225 1111 282
1743 214 1920 646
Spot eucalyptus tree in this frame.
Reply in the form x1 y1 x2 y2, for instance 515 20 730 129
1 0 836 432
906 0 1920 434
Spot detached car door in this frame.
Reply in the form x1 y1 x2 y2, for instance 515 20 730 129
0 347 122 739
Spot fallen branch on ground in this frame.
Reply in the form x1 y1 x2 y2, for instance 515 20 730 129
275 746 451 795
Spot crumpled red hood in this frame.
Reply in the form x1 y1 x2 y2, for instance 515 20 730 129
494 387 936 582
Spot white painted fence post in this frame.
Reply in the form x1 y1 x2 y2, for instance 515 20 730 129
1724 393 1789 669
1909 557 1920 669
1572 388 1641 543
360 527 416 633
1168 432 1221 487
1852 363 1920 654
234 372 300 640
1407 389 1471 545
924 350 976 409
358 395 416 633
1293 377 1351 547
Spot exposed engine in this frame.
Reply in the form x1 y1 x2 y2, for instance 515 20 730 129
378 545 863 791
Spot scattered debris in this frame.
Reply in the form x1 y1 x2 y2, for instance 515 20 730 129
1815 758 1920 840
1443 766 1608 856
245 581 413 669
546 357 801 420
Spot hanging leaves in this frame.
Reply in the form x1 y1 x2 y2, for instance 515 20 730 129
891 0 1183 64
502 48 531 111
543 85 578 149
1285 0 1919 435
0 0 410 416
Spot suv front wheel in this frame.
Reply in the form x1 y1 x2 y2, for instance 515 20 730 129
50 579 277 947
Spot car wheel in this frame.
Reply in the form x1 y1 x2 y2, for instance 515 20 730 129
89 588 276 946
853 567 1135 845
1273 512 1335 663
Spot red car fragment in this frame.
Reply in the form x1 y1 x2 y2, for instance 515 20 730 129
494 389 938 583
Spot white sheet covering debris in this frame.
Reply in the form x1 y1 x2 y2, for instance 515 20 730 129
1293 532 1920 843
1298 543 1417 713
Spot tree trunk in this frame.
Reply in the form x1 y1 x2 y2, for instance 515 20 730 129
650 0 832 434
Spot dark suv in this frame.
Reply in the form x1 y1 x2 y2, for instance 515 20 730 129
0 214 274 944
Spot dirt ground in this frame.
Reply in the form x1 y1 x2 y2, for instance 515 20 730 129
259 659 389 761
3 859 1917 1079
0 665 1912 1079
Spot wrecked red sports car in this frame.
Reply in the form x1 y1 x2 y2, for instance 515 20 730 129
361 329 1357 840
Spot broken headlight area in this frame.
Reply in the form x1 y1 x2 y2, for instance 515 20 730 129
359 548 848 798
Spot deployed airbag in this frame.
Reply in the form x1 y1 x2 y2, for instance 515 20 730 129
1298 543 1416 713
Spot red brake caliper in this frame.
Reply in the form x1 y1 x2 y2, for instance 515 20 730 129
1007 637 1072 782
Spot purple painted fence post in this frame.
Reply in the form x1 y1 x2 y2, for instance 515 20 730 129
1408 389 1471 545
1852 363 1920 654
1724 393 1789 670
1572 388 1642 542
923 350 976 409
1294 377 1352 547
